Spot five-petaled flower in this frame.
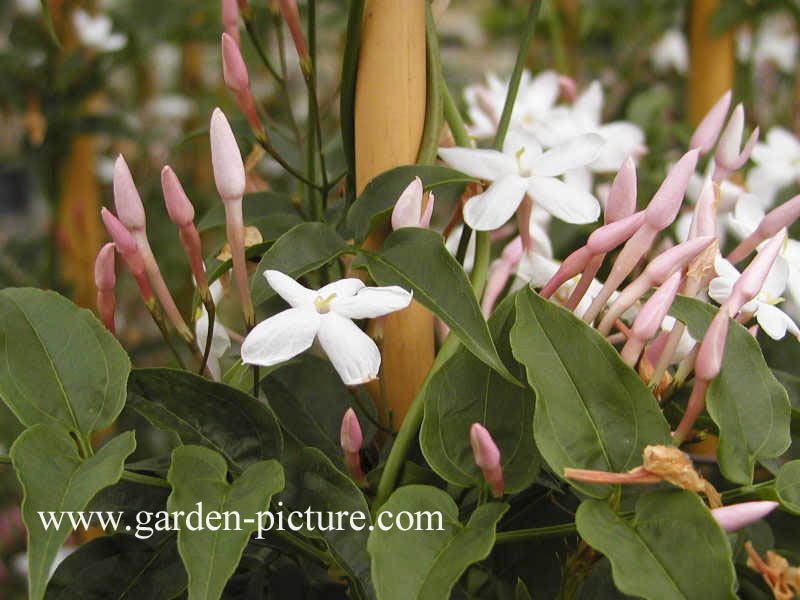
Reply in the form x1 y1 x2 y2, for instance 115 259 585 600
241 270 413 385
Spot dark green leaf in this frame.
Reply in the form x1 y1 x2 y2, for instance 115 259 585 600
515 578 533 600
127 368 283 473
669 296 791 484
45 533 186 600
346 165 475 243
167 445 284 600
251 222 350 306
576 490 737 600
367 485 508 600
511 287 671 498
420 291 538 492
352 228 516 383
261 355 377 462
196 192 301 238
776 460 800 514
88 478 170 528
278 447 375 600
0 288 130 436
11 426 136 600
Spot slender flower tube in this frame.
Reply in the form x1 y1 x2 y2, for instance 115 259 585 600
713 104 759 182
391 177 434 230
221 33 264 137
673 310 730 444
711 501 778 533
469 423 504 498
723 231 786 317
597 236 714 335
340 408 367 485
727 194 800 264
620 271 683 367
113 156 193 343
482 236 523 317
210 108 254 328
277 0 309 73
566 158 638 310
161 166 209 302
583 149 699 323
94 242 116 334
221 0 240 45
100 208 154 304
689 89 732 155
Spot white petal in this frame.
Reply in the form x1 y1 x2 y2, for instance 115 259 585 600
264 270 315 309
503 128 543 158
562 167 593 193
756 303 797 340
331 286 412 319
209 279 225 305
317 313 381 385
463 174 528 231
708 277 734 305
317 278 365 300
437 147 515 181
761 255 789 300
714 255 741 281
574 81 603 126
391 177 424 230
241 308 320 366
195 309 231 359
516 252 558 287
766 126 800 156
731 194 765 238
530 134 605 176
527 176 600 224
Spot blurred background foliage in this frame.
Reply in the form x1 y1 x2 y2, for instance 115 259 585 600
1 0 800 596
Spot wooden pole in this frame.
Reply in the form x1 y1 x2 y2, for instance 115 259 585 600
688 0 734 124
354 0 433 426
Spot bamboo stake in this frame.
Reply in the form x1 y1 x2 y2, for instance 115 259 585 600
688 0 734 124
354 0 433 426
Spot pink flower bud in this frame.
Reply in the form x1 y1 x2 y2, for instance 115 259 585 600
161 166 195 228
605 156 637 223
728 194 800 264
631 271 683 343
391 177 434 230
695 311 729 381
278 0 308 63
645 149 699 231
712 501 779 533
689 90 732 155
210 108 246 202
714 104 759 180
557 75 577 103
644 236 715 284
540 246 593 299
587 211 646 254
94 242 116 292
340 408 363 454
113 155 146 233
726 231 786 316
221 32 248 94
470 423 504 498
221 0 240 45
482 236 523 317
690 176 717 239
100 207 137 257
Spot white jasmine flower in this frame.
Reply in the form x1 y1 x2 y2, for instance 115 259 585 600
72 8 127 52
710 254 800 340
196 280 231 380
747 127 800 206
737 12 799 74
438 128 603 231
650 29 689 74
241 271 412 385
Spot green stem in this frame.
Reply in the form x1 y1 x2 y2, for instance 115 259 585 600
121 470 172 489
441 75 471 148
148 302 187 370
720 479 776 502
495 521 578 543
544 0 568 75
273 12 303 147
256 135 322 191
339 0 365 210
455 224 474 267
303 0 329 210
270 530 333 565
470 231 491 300
199 298 216 376
492 0 543 152
243 17 284 84
416 4 444 165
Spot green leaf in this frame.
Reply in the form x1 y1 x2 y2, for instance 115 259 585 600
278 447 375 599
351 228 516 384
250 222 350 306
261 355 377 462
88 478 170 529
0 288 130 436
196 192 302 238
515 578 533 600
45 533 186 600
576 490 737 600
167 445 284 600
420 291 538 492
776 460 800 514
346 165 475 243
127 368 283 473
510 287 671 498
367 485 508 600
669 296 791 484
11 426 136 600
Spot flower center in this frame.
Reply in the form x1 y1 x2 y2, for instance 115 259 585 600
515 146 531 176
313 293 337 314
